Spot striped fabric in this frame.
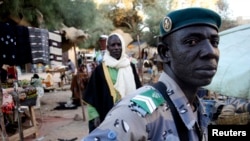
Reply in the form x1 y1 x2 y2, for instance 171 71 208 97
28 27 49 64
225 97 250 113
49 31 62 67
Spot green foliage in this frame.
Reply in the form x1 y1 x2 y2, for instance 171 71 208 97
141 0 170 46
1 0 236 49
0 0 21 21
35 0 98 30
79 3 115 49
58 0 95 28
18 79 30 87
35 0 64 29
0 0 114 49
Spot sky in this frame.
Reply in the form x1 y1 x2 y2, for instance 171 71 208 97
227 0 250 18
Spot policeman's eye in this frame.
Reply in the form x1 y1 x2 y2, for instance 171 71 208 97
211 38 219 48
184 38 199 47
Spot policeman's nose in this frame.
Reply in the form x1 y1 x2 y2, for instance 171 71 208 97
200 40 219 59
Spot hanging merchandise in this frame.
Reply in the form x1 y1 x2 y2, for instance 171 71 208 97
0 22 52 140
0 22 33 65
15 25 32 65
49 31 63 67
28 27 50 65
0 22 17 65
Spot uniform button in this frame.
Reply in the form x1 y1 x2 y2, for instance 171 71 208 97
180 109 187 114
107 130 117 140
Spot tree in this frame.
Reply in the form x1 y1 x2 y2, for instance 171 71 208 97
216 0 238 31
141 0 172 46
0 0 114 49
79 10 114 49
98 1 143 40
98 0 173 46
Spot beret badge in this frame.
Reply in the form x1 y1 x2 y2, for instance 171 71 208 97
163 16 172 32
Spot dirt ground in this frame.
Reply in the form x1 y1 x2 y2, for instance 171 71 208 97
6 73 89 141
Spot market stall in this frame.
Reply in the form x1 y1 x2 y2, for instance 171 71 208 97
0 21 63 141
1 79 39 141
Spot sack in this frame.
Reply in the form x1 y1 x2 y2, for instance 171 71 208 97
2 93 13 106
216 112 249 125
2 92 15 114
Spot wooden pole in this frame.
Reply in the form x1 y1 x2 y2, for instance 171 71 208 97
137 35 144 84
13 82 24 141
78 79 86 121
73 43 86 121
73 43 78 69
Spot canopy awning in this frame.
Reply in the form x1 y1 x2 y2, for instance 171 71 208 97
204 24 250 99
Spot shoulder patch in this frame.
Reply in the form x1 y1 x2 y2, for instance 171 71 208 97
130 88 165 115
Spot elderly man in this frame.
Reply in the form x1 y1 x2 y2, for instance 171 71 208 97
83 33 142 133
82 7 221 141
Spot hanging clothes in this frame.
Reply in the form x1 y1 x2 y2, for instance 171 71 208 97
49 31 62 67
0 22 17 65
28 27 50 64
15 25 32 65
0 22 33 65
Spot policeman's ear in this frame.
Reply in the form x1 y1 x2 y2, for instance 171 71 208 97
157 37 170 63
157 42 168 56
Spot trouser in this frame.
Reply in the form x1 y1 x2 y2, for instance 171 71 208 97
65 71 73 82
88 119 96 133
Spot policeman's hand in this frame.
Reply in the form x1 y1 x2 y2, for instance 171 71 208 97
94 117 100 127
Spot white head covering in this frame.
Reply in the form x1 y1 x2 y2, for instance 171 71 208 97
103 33 136 97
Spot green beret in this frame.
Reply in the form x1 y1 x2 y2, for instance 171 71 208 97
160 7 221 37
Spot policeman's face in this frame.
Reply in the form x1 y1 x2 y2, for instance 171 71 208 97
165 25 220 87
107 35 122 60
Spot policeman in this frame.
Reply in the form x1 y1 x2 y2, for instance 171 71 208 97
82 7 221 141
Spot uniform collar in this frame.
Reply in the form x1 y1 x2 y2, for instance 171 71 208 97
158 72 197 130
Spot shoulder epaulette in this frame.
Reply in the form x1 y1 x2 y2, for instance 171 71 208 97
130 88 165 116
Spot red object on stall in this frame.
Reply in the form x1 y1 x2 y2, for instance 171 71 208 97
7 66 18 80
